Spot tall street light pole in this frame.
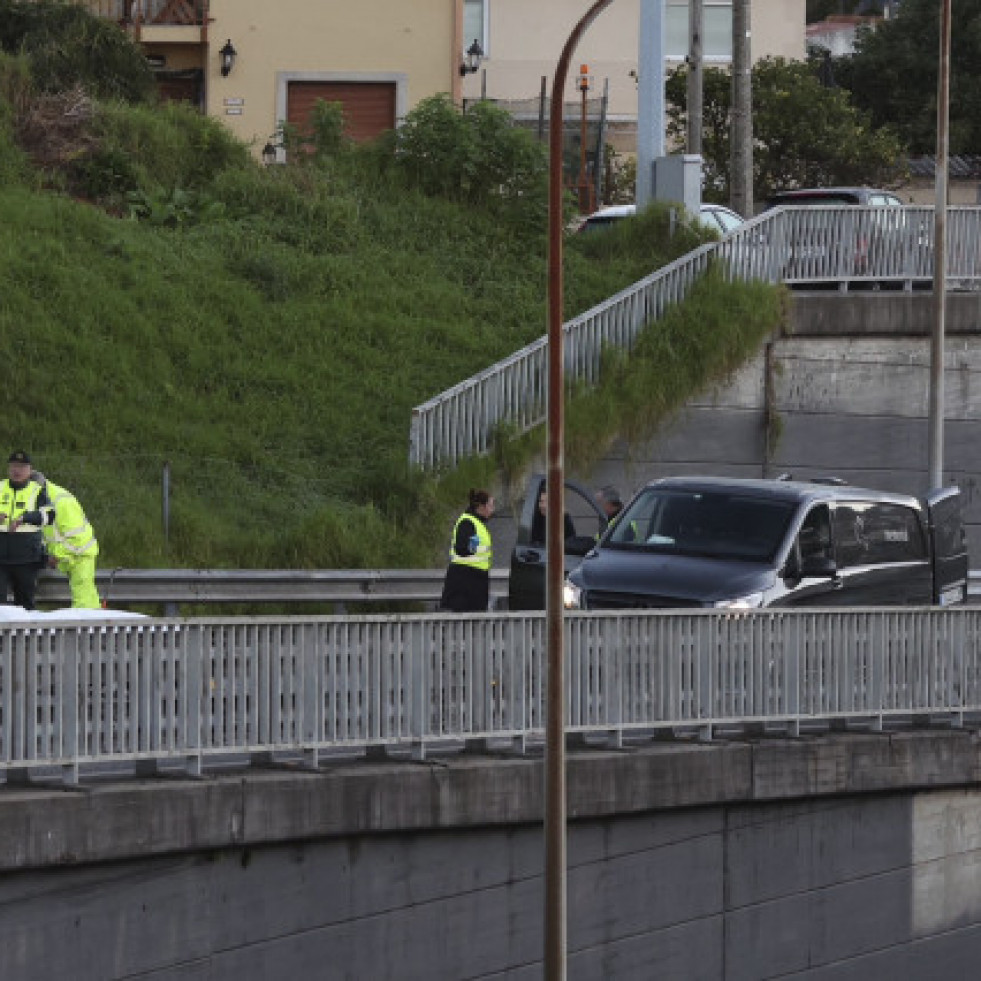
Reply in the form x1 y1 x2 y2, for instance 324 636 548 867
730 0 753 216
636 0 666 208
929 0 951 491
547 4 615 977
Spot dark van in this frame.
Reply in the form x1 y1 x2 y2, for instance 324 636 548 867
563 476 968 610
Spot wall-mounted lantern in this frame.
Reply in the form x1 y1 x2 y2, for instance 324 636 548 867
219 39 237 77
459 39 483 76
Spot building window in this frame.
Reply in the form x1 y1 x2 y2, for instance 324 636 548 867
666 1 732 61
464 0 488 58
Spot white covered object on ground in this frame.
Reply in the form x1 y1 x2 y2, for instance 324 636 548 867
0 606 148 622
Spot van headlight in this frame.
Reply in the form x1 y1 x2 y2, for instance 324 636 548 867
713 591 764 610
563 579 583 609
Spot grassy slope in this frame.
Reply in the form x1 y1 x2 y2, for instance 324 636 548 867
1 142 758 570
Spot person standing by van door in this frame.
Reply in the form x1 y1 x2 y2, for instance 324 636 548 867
0 451 48 608
596 485 623 528
440 489 495 612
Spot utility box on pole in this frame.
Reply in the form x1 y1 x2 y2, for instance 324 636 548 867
653 153 703 215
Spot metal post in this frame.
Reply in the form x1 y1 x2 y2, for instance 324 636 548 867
162 460 171 547
548 11 614 978
730 0 753 216
579 66 589 211
538 75 548 141
929 0 951 491
687 0 704 156
595 77 610 206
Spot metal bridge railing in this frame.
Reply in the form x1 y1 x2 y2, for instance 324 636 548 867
33 567 981 610
5 606 981 785
36 567 510 611
409 206 981 471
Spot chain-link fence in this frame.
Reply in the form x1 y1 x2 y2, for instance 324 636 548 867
466 84 610 212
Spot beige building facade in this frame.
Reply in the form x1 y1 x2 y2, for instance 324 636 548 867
111 0 462 155
460 0 807 133
79 1 805 157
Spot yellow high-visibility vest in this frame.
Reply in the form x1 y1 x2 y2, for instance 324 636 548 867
449 513 492 571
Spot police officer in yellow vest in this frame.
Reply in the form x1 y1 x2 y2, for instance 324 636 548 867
439 488 495 612
0 451 50 608
13 469 101 610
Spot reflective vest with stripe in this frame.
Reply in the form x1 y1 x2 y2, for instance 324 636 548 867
449 513 492 571
0 479 46 546
38 481 98 561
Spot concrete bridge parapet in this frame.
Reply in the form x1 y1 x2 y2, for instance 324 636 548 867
4 731 981 978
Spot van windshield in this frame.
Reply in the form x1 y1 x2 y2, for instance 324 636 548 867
607 489 796 562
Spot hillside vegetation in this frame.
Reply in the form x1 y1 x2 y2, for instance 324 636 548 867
0 12 786 574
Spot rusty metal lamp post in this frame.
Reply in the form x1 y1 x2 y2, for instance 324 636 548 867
928 0 951 491
545 4 615 978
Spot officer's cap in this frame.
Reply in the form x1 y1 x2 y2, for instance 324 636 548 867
8 451 31 465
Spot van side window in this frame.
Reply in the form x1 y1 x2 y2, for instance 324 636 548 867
798 505 832 562
864 503 926 562
834 502 925 567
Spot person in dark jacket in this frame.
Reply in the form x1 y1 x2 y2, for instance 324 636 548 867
595 484 624 527
529 488 576 545
440 488 495 612
0 451 48 609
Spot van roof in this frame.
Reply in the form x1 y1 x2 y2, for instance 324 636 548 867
644 475 922 511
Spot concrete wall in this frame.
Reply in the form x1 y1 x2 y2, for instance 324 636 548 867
490 292 981 565
3 732 981 978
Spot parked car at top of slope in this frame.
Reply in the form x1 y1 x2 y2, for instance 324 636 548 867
697 202 746 237
762 186 930 288
562 475 968 611
764 187 904 209
576 202 745 236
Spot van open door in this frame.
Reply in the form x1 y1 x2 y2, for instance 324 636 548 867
925 486 969 606
507 473 606 611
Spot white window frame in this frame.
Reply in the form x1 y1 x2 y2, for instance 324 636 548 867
666 0 732 63
463 0 490 59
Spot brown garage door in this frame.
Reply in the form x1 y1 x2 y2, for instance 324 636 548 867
287 81 396 144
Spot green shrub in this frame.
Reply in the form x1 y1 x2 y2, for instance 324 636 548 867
87 100 250 198
0 0 153 103
395 94 548 213
0 56 31 185
126 186 227 227
279 99 349 163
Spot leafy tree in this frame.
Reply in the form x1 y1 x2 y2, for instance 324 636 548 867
395 95 548 216
0 0 153 104
666 57 905 202
834 0 981 154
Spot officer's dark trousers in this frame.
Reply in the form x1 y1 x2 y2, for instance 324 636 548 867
0 563 40 609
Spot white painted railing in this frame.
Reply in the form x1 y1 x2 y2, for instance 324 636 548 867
409 205 981 470
408 243 715 470
5 607 981 785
